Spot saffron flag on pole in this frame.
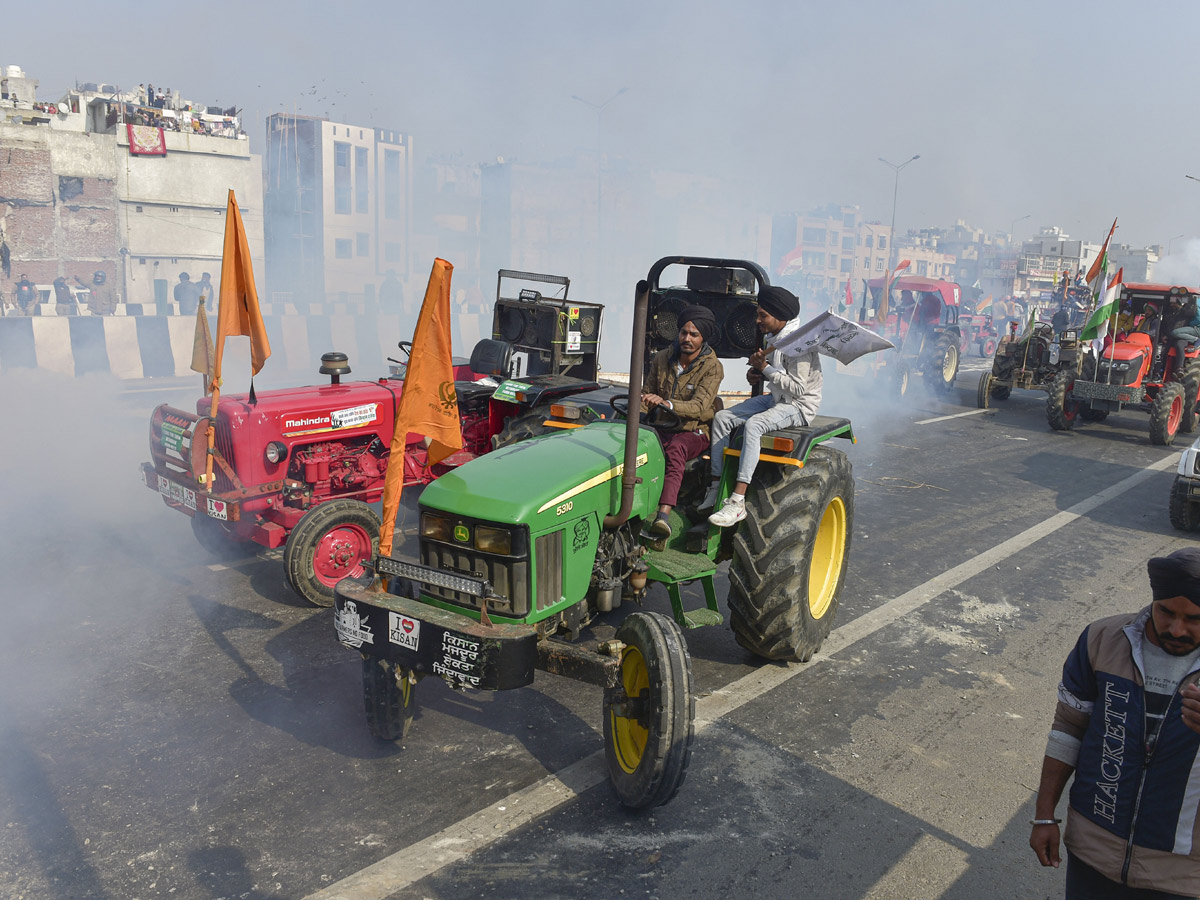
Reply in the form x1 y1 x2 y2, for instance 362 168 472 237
1082 267 1124 346
770 310 895 365
377 258 463 559
203 189 271 490
190 298 215 391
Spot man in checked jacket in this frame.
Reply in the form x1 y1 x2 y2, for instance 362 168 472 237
1031 547 1200 898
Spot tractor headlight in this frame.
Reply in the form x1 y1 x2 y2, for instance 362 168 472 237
420 513 454 543
474 525 513 555
265 441 288 464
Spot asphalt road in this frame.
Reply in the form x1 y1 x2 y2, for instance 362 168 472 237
2 355 1196 900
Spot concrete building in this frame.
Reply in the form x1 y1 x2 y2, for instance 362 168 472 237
264 113 412 311
0 65 264 311
771 205 892 307
1109 243 1158 283
1015 227 1100 302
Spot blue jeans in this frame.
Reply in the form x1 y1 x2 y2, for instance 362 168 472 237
1066 853 1195 899
709 394 806 485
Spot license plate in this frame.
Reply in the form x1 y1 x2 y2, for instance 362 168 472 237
158 475 196 511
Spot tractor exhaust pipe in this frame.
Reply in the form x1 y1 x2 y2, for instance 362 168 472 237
604 279 650 530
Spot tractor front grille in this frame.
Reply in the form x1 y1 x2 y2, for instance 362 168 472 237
420 542 530 618
535 531 563 610
212 419 238 492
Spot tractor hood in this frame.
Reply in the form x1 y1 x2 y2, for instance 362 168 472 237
198 380 397 438
419 422 665 528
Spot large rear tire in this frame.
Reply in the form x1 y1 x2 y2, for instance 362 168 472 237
1170 477 1200 531
1181 365 1200 434
362 657 416 740
976 371 992 409
1046 370 1080 431
491 403 599 450
728 446 853 662
603 612 695 809
284 500 381 607
923 335 959 395
1150 382 1185 446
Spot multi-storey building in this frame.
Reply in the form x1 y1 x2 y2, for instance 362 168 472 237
771 205 892 306
264 114 412 310
0 65 263 310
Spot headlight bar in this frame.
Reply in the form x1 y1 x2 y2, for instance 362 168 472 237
375 555 490 598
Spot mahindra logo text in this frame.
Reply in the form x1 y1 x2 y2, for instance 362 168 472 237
284 415 331 429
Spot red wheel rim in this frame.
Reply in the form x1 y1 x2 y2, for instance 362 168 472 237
1169 395 1184 434
313 523 373 587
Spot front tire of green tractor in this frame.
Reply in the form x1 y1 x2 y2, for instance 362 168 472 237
190 513 247 559
362 657 416 740
1180 365 1200 434
1150 382 1186 446
284 500 381 607
491 404 598 450
1046 370 1080 431
923 334 959 395
603 611 695 809
727 446 853 662
976 372 992 409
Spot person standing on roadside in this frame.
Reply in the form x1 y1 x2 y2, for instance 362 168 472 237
1030 547 1200 899
175 272 199 315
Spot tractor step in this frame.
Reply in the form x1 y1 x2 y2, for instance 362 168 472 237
680 608 724 629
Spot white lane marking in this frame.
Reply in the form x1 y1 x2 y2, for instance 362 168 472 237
914 409 989 425
304 454 1177 900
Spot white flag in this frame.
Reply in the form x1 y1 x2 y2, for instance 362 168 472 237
769 311 895 365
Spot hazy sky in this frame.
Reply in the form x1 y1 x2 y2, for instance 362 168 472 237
10 0 1200 247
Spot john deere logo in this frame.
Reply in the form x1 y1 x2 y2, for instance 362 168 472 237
454 525 470 543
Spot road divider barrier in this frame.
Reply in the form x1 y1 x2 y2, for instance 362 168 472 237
0 312 490 380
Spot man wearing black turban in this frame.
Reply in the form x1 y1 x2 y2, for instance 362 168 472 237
640 304 725 538
1031 547 1200 897
706 285 823 526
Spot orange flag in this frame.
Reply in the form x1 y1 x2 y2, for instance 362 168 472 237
203 189 271 491
213 188 271 385
190 298 216 391
378 258 463 558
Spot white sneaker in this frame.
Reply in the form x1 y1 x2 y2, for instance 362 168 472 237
708 496 747 527
699 482 721 510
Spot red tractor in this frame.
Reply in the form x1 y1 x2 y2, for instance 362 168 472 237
142 270 616 607
865 275 963 396
959 312 1000 358
1049 283 1200 445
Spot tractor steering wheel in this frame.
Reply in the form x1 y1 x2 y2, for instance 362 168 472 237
397 341 413 362
609 394 684 430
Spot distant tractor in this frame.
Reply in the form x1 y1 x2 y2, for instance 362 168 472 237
142 270 616 607
865 276 962 397
959 312 1000 358
334 257 856 809
1049 283 1200 445
976 320 1092 411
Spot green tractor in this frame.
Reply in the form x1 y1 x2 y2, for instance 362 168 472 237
333 256 856 808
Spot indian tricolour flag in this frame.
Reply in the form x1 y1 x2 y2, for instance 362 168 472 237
976 295 993 315
1082 267 1124 350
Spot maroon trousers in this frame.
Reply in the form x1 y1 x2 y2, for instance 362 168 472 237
659 430 710 507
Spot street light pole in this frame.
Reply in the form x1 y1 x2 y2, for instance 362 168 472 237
1168 234 1185 255
878 154 920 272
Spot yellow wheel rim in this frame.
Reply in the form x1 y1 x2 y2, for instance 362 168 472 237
808 496 846 620
942 346 958 380
611 646 649 774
